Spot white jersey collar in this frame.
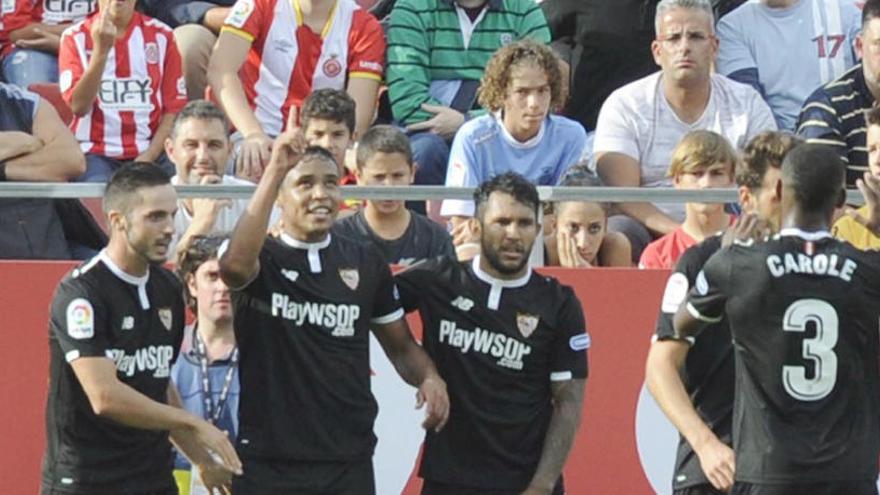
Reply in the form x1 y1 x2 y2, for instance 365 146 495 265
99 249 152 310
778 228 833 241
471 255 532 310
495 112 547 150
280 232 332 273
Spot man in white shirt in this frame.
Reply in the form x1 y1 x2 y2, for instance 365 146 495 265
165 100 277 255
593 0 776 261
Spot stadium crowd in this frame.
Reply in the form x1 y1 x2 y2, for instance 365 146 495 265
7 0 880 493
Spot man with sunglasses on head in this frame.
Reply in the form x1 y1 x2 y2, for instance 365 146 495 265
593 0 776 263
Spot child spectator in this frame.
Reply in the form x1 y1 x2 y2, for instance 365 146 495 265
639 130 736 269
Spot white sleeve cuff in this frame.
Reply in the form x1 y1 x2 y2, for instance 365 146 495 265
371 307 405 325
686 302 723 323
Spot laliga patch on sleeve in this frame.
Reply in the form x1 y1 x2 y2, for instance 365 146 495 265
59 70 73 93
695 270 709 296
569 333 591 351
226 0 256 29
660 272 689 314
1 0 14 14
66 298 95 340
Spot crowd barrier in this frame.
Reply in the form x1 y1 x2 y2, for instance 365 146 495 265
2 261 690 494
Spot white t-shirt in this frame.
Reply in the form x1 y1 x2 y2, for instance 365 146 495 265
592 71 777 220
170 175 280 254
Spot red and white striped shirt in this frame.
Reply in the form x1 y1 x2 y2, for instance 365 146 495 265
59 12 186 159
222 0 385 136
0 1 33 57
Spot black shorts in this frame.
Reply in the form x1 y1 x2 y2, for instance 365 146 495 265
731 481 878 495
40 485 176 495
675 484 727 495
232 457 375 495
421 478 564 495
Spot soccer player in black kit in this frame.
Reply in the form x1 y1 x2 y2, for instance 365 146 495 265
43 163 241 495
675 144 880 495
219 116 450 495
395 173 590 495
645 131 800 495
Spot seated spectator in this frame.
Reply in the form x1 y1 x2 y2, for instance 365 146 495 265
301 88 356 179
833 106 880 248
172 235 239 495
0 82 87 259
332 125 455 265
593 0 775 262
385 0 551 187
165 100 278 255
59 0 187 182
1 0 97 87
208 0 385 180
139 0 235 100
639 130 736 269
717 0 861 131
544 165 632 267
798 0 880 187
441 39 584 231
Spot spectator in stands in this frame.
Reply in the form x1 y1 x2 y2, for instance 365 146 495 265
797 0 880 187
301 88 356 178
716 0 861 131
441 40 584 251
0 82 87 259
639 130 736 269
165 100 278 256
0 1 97 87
593 0 775 262
386 0 551 187
545 165 632 267
332 125 455 265
172 235 240 495
833 106 880 248
207 0 385 181
140 0 235 100
59 0 187 182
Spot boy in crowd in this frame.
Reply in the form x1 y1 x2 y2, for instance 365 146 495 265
332 125 455 266
833 106 880 249
639 131 736 269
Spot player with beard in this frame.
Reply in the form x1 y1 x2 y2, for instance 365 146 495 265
218 117 449 494
43 163 241 495
675 144 880 494
395 172 589 495
645 131 799 495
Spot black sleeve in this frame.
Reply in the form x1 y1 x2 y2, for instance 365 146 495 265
394 259 433 313
50 278 111 363
683 249 733 325
370 249 405 324
550 287 589 381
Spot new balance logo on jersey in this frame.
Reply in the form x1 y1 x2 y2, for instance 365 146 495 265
106 345 174 378
281 269 299 283
99 78 153 110
450 296 474 311
271 293 360 337
439 320 531 370
121 316 134 330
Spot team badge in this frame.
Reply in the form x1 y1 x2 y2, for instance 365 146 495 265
516 313 539 338
226 0 255 29
323 55 342 78
339 268 360 290
176 77 186 95
281 268 299 283
66 298 94 340
158 308 173 331
145 42 159 64
500 33 513 45
1 0 14 14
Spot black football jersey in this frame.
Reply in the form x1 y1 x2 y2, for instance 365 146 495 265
332 209 456 266
230 233 403 462
395 256 589 491
43 251 185 494
653 235 735 490
686 229 880 483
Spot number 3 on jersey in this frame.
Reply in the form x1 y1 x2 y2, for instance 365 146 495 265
782 299 838 401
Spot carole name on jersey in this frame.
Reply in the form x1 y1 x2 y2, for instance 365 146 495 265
766 252 857 282
271 293 361 337
439 320 532 371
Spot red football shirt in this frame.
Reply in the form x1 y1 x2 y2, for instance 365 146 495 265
639 227 698 270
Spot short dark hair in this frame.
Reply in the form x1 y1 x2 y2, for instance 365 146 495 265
103 162 171 215
781 143 846 215
554 163 610 213
176 235 227 311
736 131 802 189
355 125 413 169
170 100 229 139
301 89 356 134
474 172 540 219
864 0 880 27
